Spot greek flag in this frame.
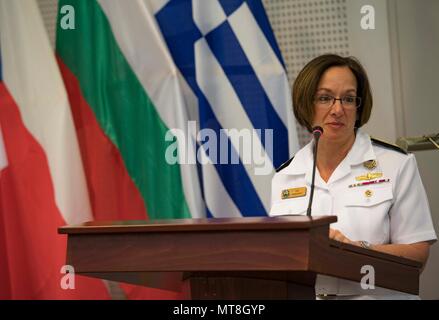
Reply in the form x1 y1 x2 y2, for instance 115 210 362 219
152 0 299 217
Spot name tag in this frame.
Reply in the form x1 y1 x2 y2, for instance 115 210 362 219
281 187 307 200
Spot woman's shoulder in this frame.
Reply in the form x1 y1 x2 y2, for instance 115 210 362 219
274 140 313 174
369 136 418 173
370 136 408 156
275 156 295 173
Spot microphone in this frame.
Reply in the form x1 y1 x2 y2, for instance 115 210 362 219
307 126 324 217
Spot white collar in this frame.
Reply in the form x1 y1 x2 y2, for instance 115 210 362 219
279 129 376 184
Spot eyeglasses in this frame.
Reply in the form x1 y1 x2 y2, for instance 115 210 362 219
315 95 362 109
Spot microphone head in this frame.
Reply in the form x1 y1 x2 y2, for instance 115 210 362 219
312 126 324 139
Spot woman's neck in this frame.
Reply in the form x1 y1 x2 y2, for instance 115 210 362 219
316 134 356 182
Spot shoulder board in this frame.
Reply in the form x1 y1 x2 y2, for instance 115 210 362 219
371 137 407 155
275 156 295 173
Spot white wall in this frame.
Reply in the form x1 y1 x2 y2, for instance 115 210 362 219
346 0 439 299
346 0 398 142
389 0 439 299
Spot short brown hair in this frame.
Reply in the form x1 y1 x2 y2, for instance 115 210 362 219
292 54 373 132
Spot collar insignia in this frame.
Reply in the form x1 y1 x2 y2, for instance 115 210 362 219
363 159 377 170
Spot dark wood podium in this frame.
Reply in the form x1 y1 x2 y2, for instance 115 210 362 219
58 216 421 299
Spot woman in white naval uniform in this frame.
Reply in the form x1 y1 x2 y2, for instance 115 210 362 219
269 54 437 299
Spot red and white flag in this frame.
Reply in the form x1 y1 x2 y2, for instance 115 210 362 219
0 0 109 299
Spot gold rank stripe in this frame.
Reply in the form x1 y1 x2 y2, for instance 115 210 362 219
355 172 383 181
281 187 307 199
349 178 390 188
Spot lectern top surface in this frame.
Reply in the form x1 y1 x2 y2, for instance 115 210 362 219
59 216 337 234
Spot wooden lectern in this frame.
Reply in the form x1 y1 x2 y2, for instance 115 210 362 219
58 216 421 299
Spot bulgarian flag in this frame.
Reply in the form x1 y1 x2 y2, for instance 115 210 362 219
56 0 204 298
0 0 109 299
56 0 204 221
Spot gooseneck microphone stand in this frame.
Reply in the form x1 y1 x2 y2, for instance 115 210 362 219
306 126 324 217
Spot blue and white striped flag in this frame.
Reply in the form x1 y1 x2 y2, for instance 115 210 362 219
151 0 299 217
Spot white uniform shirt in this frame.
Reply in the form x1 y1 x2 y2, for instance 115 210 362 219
270 129 437 297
